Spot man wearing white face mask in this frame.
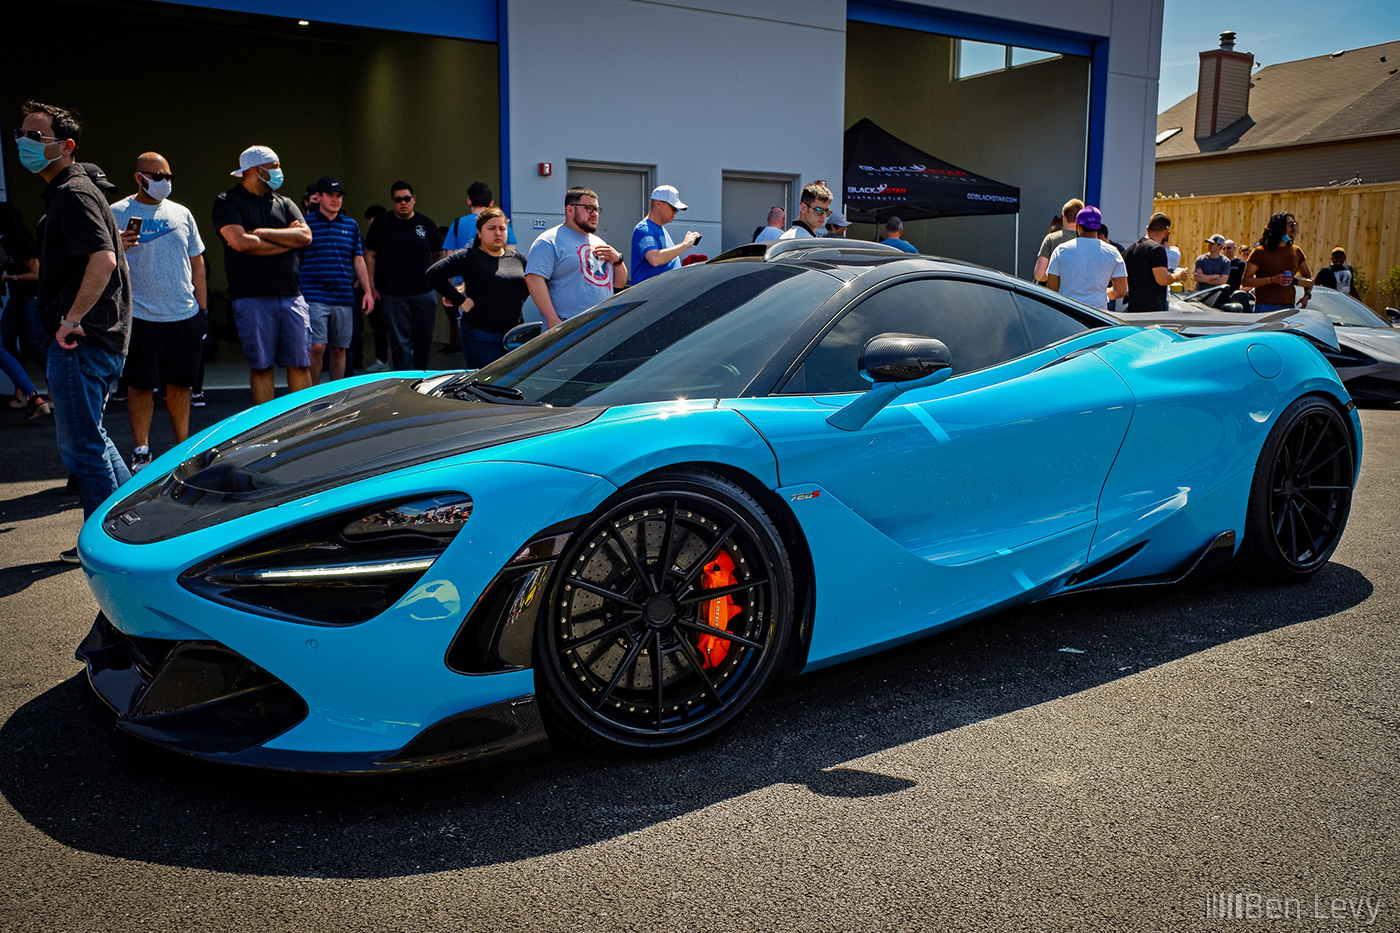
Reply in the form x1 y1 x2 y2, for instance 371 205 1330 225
212 144 312 404
110 152 207 473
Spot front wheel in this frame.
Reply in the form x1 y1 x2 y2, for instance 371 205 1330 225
535 470 793 752
1237 396 1355 582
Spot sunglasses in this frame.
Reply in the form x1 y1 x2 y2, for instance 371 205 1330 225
809 205 833 217
141 172 175 182
571 203 601 214
12 128 61 142
392 195 413 203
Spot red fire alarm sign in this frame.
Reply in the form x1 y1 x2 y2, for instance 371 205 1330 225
539 162 552 176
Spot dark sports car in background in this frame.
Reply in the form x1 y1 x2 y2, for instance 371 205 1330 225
75 239 1362 772
1172 284 1400 403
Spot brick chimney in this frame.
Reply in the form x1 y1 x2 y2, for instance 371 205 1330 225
1194 31 1254 137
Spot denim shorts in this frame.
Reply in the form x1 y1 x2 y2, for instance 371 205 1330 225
231 295 311 369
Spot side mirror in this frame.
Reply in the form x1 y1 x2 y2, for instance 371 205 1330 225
1386 308 1400 325
504 321 544 351
859 333 953 383
828 334 953 431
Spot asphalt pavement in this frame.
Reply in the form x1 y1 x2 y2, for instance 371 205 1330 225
1 392 1396 932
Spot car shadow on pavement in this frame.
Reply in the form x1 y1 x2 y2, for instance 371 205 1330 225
0 562 1372 879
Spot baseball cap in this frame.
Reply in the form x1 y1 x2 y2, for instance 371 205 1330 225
1205 234 1226 245
231 145 280 177
827 212 851 227
651 185 687 210
1332 246 1347 257
313 175 345 194
1075 206 1103 230
76 162 117 193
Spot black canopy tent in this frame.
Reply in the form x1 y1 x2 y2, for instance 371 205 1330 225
842 117 1023 273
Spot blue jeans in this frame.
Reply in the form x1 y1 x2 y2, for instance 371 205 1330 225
47 341 131 518
1 292 40 397
1254 303 1292 314
381 292 437 370
460 324 507 370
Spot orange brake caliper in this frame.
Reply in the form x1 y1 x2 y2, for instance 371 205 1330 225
697 550 742 668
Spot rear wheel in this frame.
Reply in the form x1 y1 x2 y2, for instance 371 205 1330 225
536 470 793 751
1237 396 1355 582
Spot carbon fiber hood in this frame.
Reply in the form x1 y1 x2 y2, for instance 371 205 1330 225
104 378 602 544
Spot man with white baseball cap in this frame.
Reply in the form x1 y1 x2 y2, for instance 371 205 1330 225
629 184 700 287
211 145 313 404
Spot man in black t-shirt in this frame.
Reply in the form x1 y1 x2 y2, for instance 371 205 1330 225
1315 247 1362 300
213 145 312 404
1122 212 1187 312
364 181 443 370
18 100 132 561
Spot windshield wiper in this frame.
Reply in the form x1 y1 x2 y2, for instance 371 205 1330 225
448 378 530 404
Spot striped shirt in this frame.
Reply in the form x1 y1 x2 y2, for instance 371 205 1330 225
300 210 363 305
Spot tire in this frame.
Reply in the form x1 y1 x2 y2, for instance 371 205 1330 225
535 469 794 752
1237 395 1355 582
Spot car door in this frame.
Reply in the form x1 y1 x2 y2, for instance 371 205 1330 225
729 277 1135 661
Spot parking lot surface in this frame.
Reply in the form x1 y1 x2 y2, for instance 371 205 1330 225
1 394 1396 932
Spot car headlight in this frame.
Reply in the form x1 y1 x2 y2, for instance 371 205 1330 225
179 495 472 626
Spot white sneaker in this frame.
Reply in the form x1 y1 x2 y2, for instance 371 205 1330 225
366 358 390 373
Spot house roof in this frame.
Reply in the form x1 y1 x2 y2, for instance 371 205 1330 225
1156 40 1400 160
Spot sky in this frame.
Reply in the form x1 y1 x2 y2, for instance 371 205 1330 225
1157 0 1400 113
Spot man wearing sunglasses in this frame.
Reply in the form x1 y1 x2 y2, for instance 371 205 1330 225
779 182 834 240
363 181 443 369
110 152 207 474
15 100 132 564
213 144 313 405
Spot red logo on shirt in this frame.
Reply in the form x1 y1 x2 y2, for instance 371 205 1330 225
577 244 611 286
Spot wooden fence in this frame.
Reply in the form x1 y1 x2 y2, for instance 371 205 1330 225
1153 182 1400 313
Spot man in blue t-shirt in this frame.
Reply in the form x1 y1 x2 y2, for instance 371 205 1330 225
630 185 701 287
441 181 516 252
299 176 374 383
881 216 919 253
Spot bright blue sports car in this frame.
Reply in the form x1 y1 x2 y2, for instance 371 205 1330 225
76 239 1361 772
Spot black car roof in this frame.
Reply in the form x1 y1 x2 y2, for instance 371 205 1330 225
710 237 1005 283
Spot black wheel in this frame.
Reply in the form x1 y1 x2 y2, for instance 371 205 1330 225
1237 395 1355 582
536 470 793 751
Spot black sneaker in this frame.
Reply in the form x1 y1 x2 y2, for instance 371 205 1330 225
59 547 80 565
190 392 206 408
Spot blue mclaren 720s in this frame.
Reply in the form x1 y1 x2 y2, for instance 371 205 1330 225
75 238 1361 772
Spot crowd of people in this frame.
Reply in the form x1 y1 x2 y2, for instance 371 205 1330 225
2 97 1368 564
1030 196 1353 318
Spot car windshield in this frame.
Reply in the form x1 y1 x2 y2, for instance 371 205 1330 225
453 263 840 407
1300 288 1390 329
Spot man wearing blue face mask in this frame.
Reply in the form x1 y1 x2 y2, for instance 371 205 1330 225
212 144 313 404
15 99 132 564
110 152 207 473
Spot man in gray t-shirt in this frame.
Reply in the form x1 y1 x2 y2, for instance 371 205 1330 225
525 186 627 328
